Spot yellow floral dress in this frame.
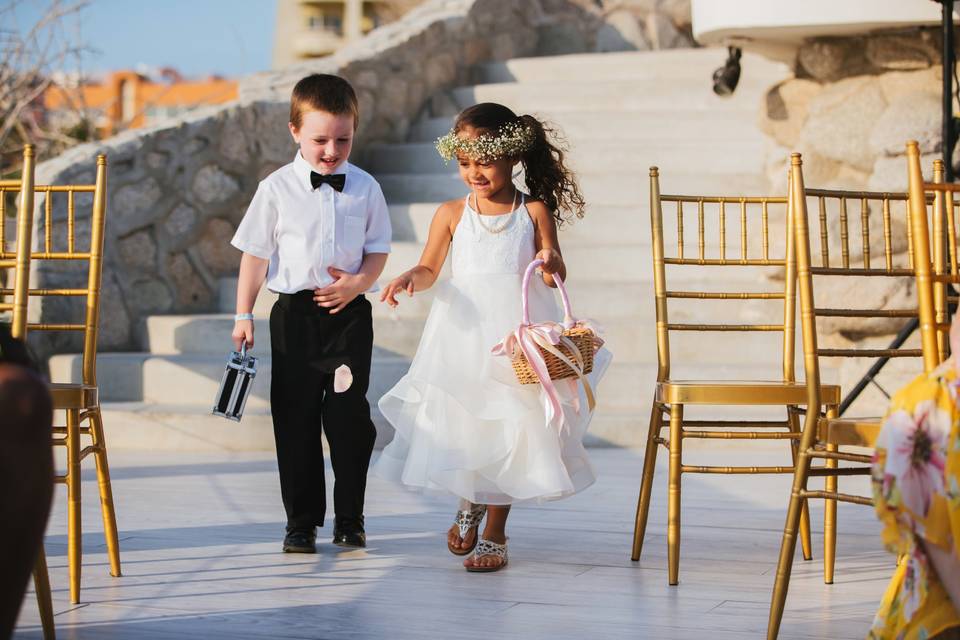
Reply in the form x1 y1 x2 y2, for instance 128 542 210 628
870 362 960 639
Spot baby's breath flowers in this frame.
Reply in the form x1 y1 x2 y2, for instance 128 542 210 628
435 122 535 162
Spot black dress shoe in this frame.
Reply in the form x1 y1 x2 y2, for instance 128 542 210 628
332 516 366 548
283 527 317 553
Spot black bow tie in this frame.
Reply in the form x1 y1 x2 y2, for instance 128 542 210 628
310 171 346 192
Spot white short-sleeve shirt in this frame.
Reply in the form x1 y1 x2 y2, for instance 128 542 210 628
231 152 391 294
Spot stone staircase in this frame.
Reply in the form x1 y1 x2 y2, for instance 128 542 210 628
50 48 791 450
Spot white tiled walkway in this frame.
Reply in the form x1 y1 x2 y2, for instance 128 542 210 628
14 443 887 639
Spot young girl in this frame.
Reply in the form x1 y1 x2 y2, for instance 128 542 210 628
374 102 611 572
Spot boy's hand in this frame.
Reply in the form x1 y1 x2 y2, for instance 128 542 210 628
314 267 363 313
536 248 563 274
380 273 415 308
232 320 254 351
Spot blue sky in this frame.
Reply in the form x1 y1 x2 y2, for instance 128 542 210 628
15 0 278 79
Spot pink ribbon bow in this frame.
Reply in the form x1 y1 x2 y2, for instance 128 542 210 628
494 259 604 435
492 320 599 435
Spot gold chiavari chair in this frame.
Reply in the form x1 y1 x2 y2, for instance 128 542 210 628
766 152 938 639
31 550 55 640
0 146 55 639
631 167 841 585
906 140 958 370
2 146 35 340
3 154 121 605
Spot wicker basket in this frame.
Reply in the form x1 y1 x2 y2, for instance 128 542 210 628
512 325 596 384
511 259 598 385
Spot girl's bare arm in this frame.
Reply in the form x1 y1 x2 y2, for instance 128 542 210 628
528 200 566 287
381 201 459 305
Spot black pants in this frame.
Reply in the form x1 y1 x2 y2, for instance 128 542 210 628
270 291 376 530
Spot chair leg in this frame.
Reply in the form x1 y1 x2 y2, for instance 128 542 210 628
667 404 683 585
767 444 813 640
65 408 81 604
632 398 664 561
88 407 121 578
787 406 812 562
824 442 838 585
33 546 55 640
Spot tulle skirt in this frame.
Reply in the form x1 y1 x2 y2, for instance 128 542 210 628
374 272 611 505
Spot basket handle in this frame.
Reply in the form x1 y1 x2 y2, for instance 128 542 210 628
522 259 575 327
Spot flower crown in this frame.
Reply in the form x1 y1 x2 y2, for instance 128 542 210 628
435 121 535 162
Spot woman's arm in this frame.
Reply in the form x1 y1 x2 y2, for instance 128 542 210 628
923 538 960 614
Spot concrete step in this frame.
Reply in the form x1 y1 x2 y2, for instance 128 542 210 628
96 401 645 451
175 281 654 341
217 252 785 318
381 240 788 283
471 49 788 86
97 402 397 451
143 310 790 367
49 351 413 406
94 400 808 451
406 110 764 145
449 79 769 114
363 140 769 176
51 348 791 418
389 203 651 245
374 306 794 365
216 241 784 313
389 200 789 248
378 241 639 281
378 171 773 205
145 314 272 355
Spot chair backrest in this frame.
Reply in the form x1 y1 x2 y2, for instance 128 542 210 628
905 139 960 372
789 153 925 415
0 145 37 339
2 155 108 385
649 167 796 382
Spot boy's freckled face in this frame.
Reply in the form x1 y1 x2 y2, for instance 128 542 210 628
289 110 355 174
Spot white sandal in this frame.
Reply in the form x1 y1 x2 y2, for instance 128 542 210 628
448 501 487 556
465 537 508 573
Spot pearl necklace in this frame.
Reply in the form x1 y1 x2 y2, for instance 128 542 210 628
473 189 517 235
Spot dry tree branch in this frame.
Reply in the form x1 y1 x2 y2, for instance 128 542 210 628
0 0 91 172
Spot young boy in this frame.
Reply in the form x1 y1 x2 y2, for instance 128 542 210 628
230 74 391 553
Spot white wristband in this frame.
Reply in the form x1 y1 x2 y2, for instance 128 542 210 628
234 313 254 322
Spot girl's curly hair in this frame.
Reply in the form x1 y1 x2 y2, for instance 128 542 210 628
453 103 586 227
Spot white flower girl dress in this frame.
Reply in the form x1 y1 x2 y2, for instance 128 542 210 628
374 193 612 505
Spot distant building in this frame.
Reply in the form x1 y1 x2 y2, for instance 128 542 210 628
43 69 238 137
272 0 422 68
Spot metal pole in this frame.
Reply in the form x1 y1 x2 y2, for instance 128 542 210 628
838 317 916 415
943 0 955 181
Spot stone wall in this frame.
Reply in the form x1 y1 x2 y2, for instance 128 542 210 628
756 26 945 374
25 0 694 359
760 26 952 193
551 0 694 55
